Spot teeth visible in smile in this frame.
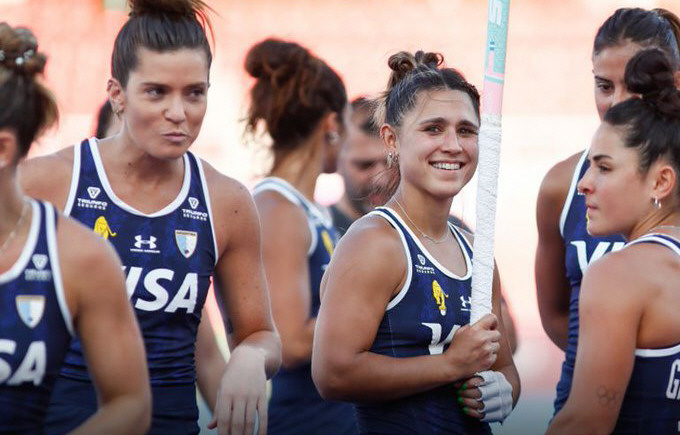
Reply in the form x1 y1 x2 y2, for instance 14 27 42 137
431 162 461 170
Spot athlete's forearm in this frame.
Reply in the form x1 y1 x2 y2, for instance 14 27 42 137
70 393 151 435
313 350 461 402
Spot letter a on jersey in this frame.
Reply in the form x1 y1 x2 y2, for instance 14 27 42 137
175 230 198 258
15 296 45 328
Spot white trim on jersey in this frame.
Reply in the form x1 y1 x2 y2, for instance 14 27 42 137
381 207 472 281
45 202 74 337
253 177 328 256
195 157 219 267
559 150 588 238
63 142 82 216
0 200 42 284
369 209 413 311
635 342 680 358
88 138 191 217
625 234 680 257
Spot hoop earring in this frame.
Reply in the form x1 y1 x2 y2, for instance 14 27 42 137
653 197 661 209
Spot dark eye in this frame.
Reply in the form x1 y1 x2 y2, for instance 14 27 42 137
596 82 613 92
146 87 164 97
424 125 443 134
597 164 610 173
458 127 478 136
187 88 206 99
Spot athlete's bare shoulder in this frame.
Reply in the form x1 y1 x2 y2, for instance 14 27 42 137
19 146 75 210
538 151 584 208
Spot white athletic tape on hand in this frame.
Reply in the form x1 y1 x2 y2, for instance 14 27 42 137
477 370 513 423
470 114 502 323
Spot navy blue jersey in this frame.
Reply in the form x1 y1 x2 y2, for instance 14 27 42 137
554 151 625 414
356 207 490 435
611 234 680 434
0 200 72 434
60 138 216 385
253 177 357 435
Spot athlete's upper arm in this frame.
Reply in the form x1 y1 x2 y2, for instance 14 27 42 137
205 170 275 348
552 252 641 432
254 191 313 367
313 216 405 373
19 148 74 211
535 153 579 349
57 216 150 408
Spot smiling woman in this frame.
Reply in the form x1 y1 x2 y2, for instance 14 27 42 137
17 0 281 434
312 50 520 434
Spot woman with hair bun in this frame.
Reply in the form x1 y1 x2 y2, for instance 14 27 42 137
0 23 150 433
312 50 519 434
536 7 680 416
20 1 281 434
548 48 680 434
245 38 357 434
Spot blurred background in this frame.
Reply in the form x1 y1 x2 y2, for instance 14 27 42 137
2 0 676 433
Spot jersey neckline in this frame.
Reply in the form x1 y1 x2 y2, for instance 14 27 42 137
88 137 191 218
0 200 41 284
377 206 472 280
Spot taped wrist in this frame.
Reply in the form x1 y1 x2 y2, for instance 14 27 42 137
477 370 513 423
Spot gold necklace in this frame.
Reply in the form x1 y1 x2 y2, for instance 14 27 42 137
0 199 29 257
393 198 450 244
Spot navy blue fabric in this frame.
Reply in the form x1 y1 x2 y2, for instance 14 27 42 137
355 207 490 435
0 201 71 434
48 138 216 431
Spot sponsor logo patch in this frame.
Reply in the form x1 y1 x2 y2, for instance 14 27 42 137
93 216 116 239
131 235 160 254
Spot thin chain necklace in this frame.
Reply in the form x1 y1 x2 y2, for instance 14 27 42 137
0 199 29 257
648 225 680 233
393 198 450 244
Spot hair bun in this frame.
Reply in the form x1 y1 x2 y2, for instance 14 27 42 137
245 38 311 85
386 50 443 89
0 23 47 78
128 0 195 17
625 48 675 98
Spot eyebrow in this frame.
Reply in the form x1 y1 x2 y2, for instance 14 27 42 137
593 75 612 82
418 117 479 129
140 81 208 88
591 154 612 163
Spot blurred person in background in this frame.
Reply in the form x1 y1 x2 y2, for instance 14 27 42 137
245 38 357 434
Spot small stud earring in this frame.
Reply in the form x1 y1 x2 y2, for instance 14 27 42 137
653 197 661 209
327 131 340 145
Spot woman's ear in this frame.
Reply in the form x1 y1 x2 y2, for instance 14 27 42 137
650 160 677 204
0 129 19 168
107 78 125 117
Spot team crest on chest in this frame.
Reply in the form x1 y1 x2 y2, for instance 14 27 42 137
93 216 116 239
175 230 198 258
15 295 45 328
432 280 448 316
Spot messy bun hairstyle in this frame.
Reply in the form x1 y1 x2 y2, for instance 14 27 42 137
0 23 57 158
373 50 480 199
112 0 213 87
244 38 347 151
594 8 680 70
604 49 680 190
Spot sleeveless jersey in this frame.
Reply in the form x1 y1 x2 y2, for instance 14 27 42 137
554 150 625 413
60 138 217 385
611 234 680 434
356 207 491 435
253 177 357 435
0 200 72 434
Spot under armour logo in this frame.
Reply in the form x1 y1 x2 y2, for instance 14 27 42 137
134 235 157 249
31 254 48 270
87 187 101 199
460 296 472 311
417 254 427 266
188 197 199 210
